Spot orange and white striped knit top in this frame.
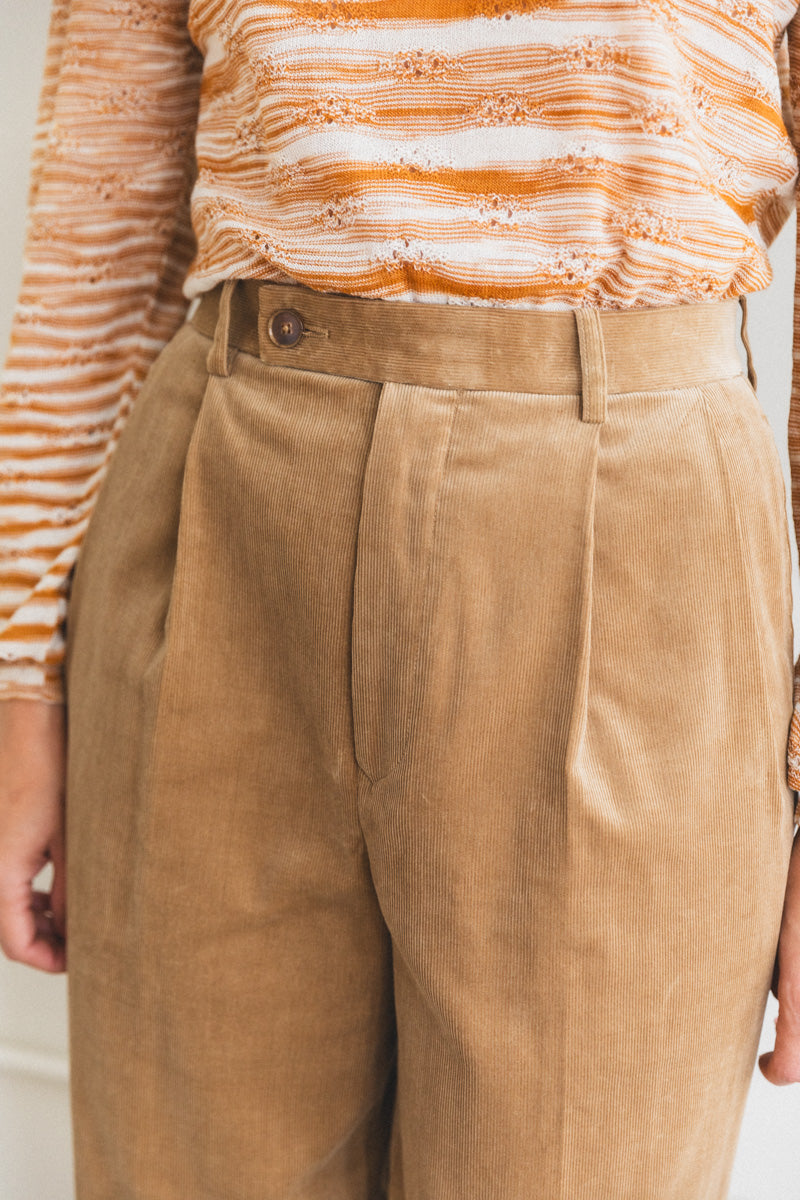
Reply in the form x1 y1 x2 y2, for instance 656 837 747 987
4 0 800 780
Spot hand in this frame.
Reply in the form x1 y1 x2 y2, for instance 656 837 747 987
759 825 800 1084
0 699 67 973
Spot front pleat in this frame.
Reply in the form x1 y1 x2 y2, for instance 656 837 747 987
136 366 223 864
559 418 601 1198
351 382 460 784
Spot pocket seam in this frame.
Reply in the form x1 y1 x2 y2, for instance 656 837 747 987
696 383 785 799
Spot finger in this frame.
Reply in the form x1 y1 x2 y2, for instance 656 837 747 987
48 829 67 940
23 891 66 973
0 909 66 972
759 996 800 1085
759 1040 800 1084
19 933 66 974
758 1050 796 1086
29 887 66 953
0 878 66 974
32 902 56 940
0 871 37 960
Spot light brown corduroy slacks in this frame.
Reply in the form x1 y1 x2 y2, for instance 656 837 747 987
63 278 797 1200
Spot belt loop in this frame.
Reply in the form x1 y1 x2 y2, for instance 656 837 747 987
206 279 238 377
738 294 758 391
574 307 608 424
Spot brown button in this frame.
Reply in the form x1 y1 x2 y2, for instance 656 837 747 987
267 308 304 347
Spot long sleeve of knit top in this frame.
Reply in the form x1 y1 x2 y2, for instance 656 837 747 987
3 0 800 788
0 1 201 702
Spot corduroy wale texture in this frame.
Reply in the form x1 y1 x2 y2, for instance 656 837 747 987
63 279 797 1200
5 0 800 799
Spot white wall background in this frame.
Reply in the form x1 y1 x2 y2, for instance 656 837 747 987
1 3 800 1197
0 9 75 1198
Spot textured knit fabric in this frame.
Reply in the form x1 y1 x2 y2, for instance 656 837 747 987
2 0 800 782
62 278 796 1199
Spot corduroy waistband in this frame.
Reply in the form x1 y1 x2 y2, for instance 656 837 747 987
190 277 747 399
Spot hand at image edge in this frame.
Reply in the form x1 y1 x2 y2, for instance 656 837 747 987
0 699 67 974
759 826 800 1085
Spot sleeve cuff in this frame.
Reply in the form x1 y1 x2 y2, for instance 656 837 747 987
0 660 65 705
787 653 800 793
